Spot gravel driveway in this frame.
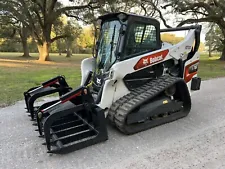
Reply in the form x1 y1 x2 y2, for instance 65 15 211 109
1 77 225 169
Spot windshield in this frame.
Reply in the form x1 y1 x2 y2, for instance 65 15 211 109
96 20 121 73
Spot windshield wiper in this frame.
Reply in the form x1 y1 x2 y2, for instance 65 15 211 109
109 25 116 63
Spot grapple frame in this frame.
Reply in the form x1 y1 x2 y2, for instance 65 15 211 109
24 76 71 119
36 86 108 153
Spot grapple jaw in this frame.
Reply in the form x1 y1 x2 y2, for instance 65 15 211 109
23 76 71 120
37 87 108 153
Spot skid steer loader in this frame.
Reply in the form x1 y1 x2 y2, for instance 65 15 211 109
24 12 202 153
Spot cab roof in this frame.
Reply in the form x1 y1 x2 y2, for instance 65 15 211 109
98 12 160 26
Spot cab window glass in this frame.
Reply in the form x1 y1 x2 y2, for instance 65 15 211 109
123 23 157 57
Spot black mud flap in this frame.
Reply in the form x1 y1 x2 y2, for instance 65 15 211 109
191 77 201 90
37 87 108 154
24 76 71 120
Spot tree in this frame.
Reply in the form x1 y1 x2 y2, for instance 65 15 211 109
53 18 64 55
52 16 82 57
64 20 82 57
0 15 30 57
0 0 99 61
161 0 225 60
205 24 223 57
77 26 94 51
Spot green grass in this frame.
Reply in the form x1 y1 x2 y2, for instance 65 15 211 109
0 52 224 107
0 52 91 107
198 54 225 80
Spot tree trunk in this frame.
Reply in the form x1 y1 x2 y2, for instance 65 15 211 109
19 25 30 57
56 39 62 55
21 37 30 57
66 49 71 57
58 41 62 55
209 42 212 57
66 39 71 58
220 45 225 61
209 34 212 57
37 42 50 61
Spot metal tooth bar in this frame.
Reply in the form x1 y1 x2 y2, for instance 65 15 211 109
51 129 64 149
32 123 38 126
74 113 99 133
51 119 83 131
51 129 95 144
52 123 87 136
48 135 98 153
52 115 78 126
61 130 97 145
62 135 97 147
52 118 79 127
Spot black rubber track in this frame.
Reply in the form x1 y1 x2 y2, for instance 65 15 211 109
108 75 191 135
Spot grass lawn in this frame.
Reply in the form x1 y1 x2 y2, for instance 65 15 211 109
0 52 91 107
198 54 225 80
0 52 224 107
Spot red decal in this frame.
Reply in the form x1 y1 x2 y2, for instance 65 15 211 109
43 79 58 88
134 49 169 70
61 91 82 103
184 60 199 83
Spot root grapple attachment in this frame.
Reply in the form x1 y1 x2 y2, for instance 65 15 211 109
24 76 71 120
36 87 108 153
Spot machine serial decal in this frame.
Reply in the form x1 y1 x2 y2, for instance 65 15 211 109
134 49 169 70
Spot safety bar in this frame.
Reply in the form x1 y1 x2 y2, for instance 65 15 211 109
161 25 202 62
160 25 202 32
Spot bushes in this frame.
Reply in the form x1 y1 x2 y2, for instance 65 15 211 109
0 40 21 52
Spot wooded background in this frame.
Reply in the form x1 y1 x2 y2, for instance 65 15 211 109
0 0 224 61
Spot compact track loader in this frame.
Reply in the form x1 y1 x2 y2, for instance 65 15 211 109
24 12 202 153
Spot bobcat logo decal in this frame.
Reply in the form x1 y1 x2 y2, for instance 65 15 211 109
142 58 149 65
134 49 169 70
96 78 101 85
